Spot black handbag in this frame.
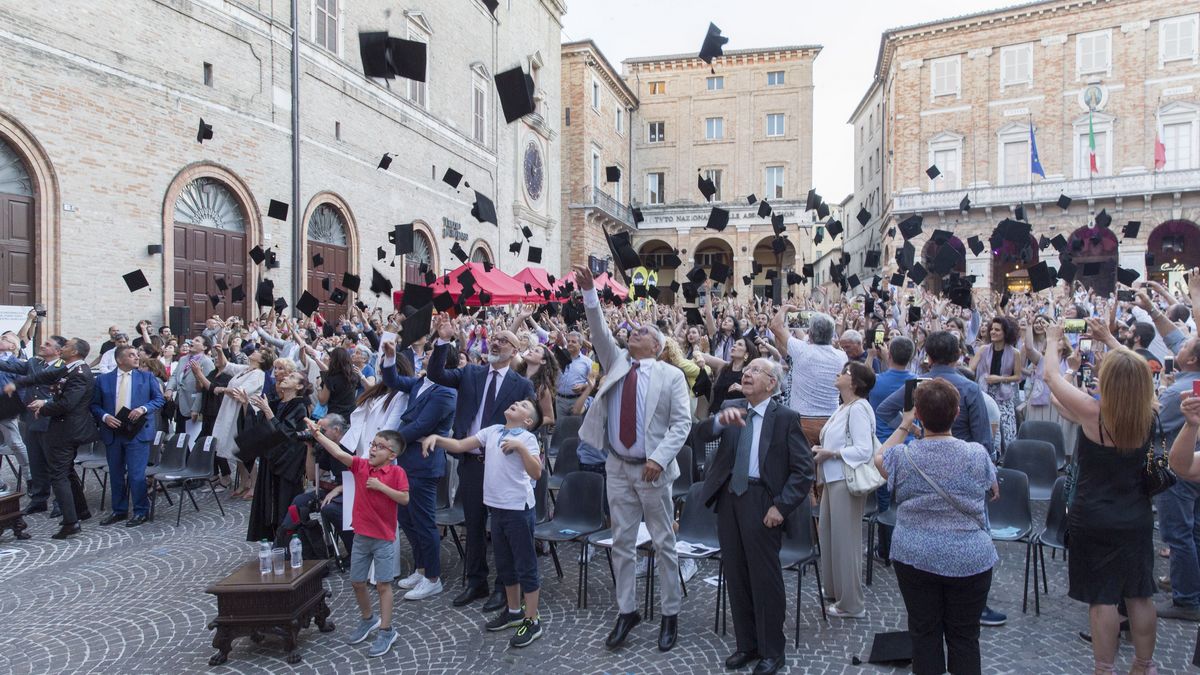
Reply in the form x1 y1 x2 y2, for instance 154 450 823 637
1143 413 1177 497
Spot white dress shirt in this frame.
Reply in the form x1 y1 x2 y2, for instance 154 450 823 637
470 365 510 438
713 398 771 479
606 357 654 459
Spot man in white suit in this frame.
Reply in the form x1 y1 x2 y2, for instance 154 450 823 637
574 265 692 652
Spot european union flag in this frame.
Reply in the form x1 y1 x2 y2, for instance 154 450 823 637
1030 124 1046 178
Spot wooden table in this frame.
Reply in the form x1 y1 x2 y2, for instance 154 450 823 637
205 559 334 665
0 492 29 540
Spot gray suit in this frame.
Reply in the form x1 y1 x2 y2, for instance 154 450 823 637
581 287 692 616
166 355 213 418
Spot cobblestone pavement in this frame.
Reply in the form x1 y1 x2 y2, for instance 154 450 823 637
0 472 1195 675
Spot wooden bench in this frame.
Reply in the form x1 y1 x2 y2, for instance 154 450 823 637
0 492 29 540
205 559 334 665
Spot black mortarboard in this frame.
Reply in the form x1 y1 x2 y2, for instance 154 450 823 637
432 292 454 312
402 283 433 310
686 266 708 285
757 200 772 218
1117 267 1140 286
898 215 923 240
865 250 881 268
321 277 331 292
1056 193 1072 210
458 267 476 289
330 288 348 304
255 279 275 308
528 246 543 264
1050 234 1067 252
231 284 245 302
897 242 916 270
661 253 682 269
1123 221 1141 238
451 242 469 264
967 236 985 256
312 253 324 268
605 166 621 183
926 164 940 180
358 31 393 78
378 154 392 171
709 261 731 284
949 286 972 309
632 207 644 224
508 241 522 254
684 307 703 326
494 65 535 123
856 207 870 226
802 189 818 212
771 237 787 255
1095 209 1112 229
123 269 150 293
846 274 861 289
209 294 221 309
803 263 816 278
932 245 961 275
377 246 387 261
273 298 288 315
771 213 786 235
765 269 779 280
341 272 361 293
697 174 717 201
866 631 913 665
817 202 830 219
606 230 641 272
1071 236 1084 252
393 223 414 255
295 291 320 317
813 229 824 246
826 219 843 239
482 260 494 273
471 190 497 225
669 280 680 293
931 229 953 245
890 272 905 286
443 168 464 189
400 303 433 349
266 249 280 270
387 37 427 81
196 118 213 143
249 245 266 265
370 268 392 296
1028 261 1055 292
908 306 922 322
477 291 493 306
1058 259 1077 283
1038 235 1051 250
648 285 662 300
267 199 289 221
698 22 728 64
705 207 729 232
422 270 435 285
742 275 753 286
907 263 928 285
215 277 228 292
786 271 803 286
959 194 971 212
746 194 757 205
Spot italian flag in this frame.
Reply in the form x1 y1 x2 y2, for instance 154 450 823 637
1088 111 1098 175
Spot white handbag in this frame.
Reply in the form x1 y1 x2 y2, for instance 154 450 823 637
839 401 886 497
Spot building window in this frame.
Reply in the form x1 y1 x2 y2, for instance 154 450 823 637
614 165 623 202
1000 44 1033 88
472 71 487 144
334 121 341 141
706 76 724 91
704 169 723 201
1072 113 1113 178
765 166 784 199
928 132 963 190
1159 102 1200 170
767 70 785 86
647 172 665 205
592 150 601 190
766 113 785 137
203 62 213 87
1161 14 1199 65
648 121 665 143
705 117 724 140
1077 29 1112 78
930 56 960 98
406 19 429 108
997 124 1031 185
314 0 338 53
649 80 665 95
615 107 623 134
591 77 601 110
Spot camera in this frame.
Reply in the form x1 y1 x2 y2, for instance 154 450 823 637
297 430 315 442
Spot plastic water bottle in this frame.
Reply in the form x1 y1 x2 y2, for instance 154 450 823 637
258 539 272 575
289 534 303 569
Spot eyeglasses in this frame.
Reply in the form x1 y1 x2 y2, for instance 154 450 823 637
369 440 394 451
631 327 653 337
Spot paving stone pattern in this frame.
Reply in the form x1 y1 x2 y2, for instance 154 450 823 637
0 472 1195 674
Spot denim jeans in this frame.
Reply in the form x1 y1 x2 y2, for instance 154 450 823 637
1158 479 1200 608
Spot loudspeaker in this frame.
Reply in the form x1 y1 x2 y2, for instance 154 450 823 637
168 305 191 337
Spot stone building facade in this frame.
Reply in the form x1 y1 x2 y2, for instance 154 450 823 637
621 45 822 302
844 79 885 281
0 0 564 339
867 0 1200 293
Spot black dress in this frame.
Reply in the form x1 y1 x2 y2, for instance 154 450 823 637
1066 415 1155 605
709 365 745 411
245 397 310 542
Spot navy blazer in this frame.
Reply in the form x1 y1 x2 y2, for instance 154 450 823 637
426 342 535 439
90 368 165 444
381 361 456 479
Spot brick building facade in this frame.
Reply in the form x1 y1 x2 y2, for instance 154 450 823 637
0 0 564 339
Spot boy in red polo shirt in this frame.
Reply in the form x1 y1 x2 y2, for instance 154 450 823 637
307 421 409 658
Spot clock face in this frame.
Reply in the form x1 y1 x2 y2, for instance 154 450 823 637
523 141 544 201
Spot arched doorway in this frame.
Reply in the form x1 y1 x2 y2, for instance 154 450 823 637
1146 220 1200 286
638 238 679 303
694 236 734 297
1067 226 1119 296
171 176 249 334
921 236 967 294
470 240 493 266
306 203 350 319
990 235 1039 292
753 235 798 300
404 226 436 285
0 139 34 306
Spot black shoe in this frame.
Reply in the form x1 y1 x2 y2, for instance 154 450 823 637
51 522 81 539
605 611 641 649
452 585 489 607
657 614 678 652
1078 630 1092 644
125 515 148 528
752 656 784 675
482 588 506 613
49 505 61 519
726 651 759 669
21 503 47 516
100 513 127 526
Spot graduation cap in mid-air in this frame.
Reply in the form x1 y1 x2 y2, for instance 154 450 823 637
471 191 498 225
959 194 971 212
370 268 392 297
1056 193 1072 210
377 154 393 171
697 173 718 201
826 219 843 240
123 269 150 293
1117 267 1141 287
967 236 985 256
698 22 729 65
442 168 464 189
1094 209 1112 229
705 207 730 232
1028 261 1055 292
1123 221 1141 239
295 291 320 317
771 213 786 235
255 279 275 308
898 215 923 240
196 118 213 143
856 208 871 226
329 288 348 305
267 200 289 221
451 242 469 264
493 65 536 123
528 246 543 265
249 245 266 265
632 207 644 225
865 250 881 268
758 200 772 218
400 303 433 349
926 164 940 180
746 194 758 205
605 166 621 183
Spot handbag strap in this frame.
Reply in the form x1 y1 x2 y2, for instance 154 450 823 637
902 446 988 533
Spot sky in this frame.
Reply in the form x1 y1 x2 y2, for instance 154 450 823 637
561 0 1011 199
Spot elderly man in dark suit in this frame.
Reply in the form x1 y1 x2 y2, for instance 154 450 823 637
4 338 99 539
427 317 535 611
696 357 815 675
0 333 67 515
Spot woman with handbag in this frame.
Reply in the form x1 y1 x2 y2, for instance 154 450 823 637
1041 321 1159 675
812 361 877 619
874 378 997 675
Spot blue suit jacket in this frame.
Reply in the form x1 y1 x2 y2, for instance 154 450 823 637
90 368 165 444
427 342 535 439
381 362 456 479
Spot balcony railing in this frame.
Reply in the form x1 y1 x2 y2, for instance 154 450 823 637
892 168 1200 214
572 186 634 228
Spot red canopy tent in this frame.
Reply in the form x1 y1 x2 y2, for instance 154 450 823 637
398 262 535 307
553 271 627 298
513 266 553 292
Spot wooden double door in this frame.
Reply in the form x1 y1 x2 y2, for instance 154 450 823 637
173 222 247 335
0 193 34 306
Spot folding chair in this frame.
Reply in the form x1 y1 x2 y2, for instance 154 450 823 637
533 471 605 607
988 468 1036 614
155 436 225 526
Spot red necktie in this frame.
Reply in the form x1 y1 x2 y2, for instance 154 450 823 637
619 361 639 448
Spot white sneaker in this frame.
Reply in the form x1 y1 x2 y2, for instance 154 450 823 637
680 558 698 583
404 577 444 601
398 571 424 590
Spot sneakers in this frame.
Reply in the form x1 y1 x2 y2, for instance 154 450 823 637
368 628 397 657
404 577 444 601
486 608 526 632
979 607 1007 626
398 571 424 590
346 615 381 645
1156 599 1200 622
827 604 866 619
680 558 698 583
509 617 543 648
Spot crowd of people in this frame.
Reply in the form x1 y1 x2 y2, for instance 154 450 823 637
0 261 1196 674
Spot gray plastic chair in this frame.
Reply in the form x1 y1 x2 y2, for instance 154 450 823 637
1018 420 1066 470
988 468 1037 614
1004 439 1058 501
155 436 225 526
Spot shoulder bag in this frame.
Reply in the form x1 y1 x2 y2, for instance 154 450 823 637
841 401 886 497
902 445 988 532
1143 412 1177 497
